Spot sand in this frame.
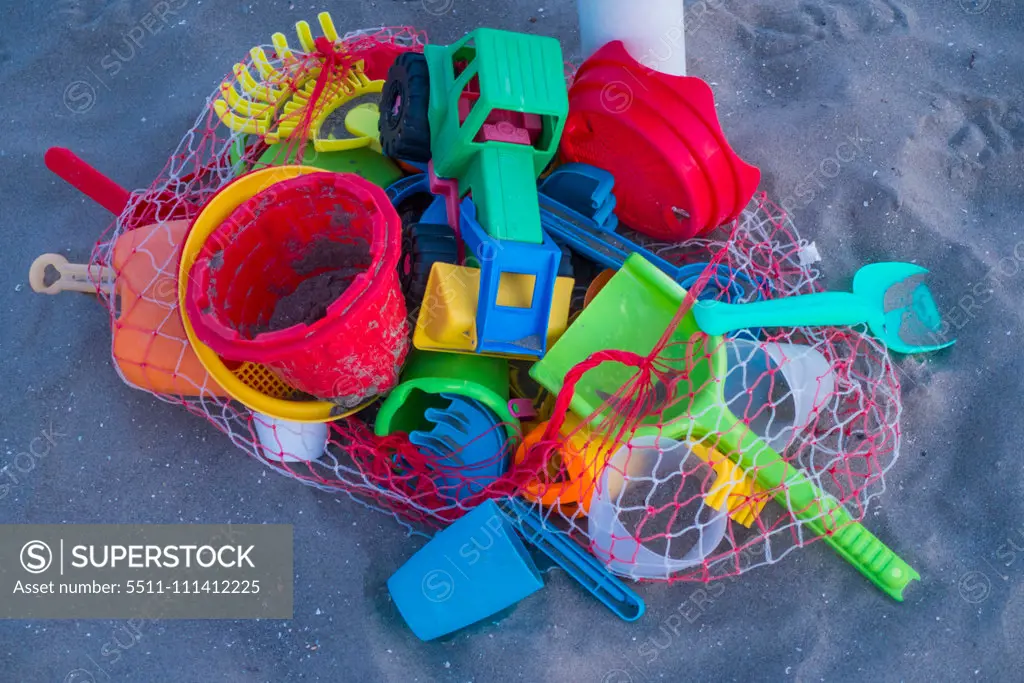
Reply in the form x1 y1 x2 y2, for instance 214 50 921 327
3 0 1023 681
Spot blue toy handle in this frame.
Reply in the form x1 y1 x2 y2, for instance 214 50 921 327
499 499 645 622
385 173 430 206
691 292 877 335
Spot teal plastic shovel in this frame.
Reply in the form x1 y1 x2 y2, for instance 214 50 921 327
692 262 955 354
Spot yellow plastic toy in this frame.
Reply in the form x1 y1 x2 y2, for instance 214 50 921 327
341 103 384 153
212 13 339 134
689 441 768 528
413 262 573 359
213 12 384 153
264 63 383 152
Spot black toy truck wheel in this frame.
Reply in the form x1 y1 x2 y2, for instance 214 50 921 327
380 53 432 162
401 223 459 306
557 243 574 278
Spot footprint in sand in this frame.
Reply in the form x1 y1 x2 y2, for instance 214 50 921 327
896 91 1022 229
1002 583 1024 666
737 0 913 58
949 99 1024 166
57 0 132 30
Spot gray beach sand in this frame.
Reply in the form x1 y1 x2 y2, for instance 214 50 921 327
2 0 1023 680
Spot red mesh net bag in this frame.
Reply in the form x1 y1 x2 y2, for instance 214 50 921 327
82 18 904 590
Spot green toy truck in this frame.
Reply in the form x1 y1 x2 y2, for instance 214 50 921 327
378 28 569 244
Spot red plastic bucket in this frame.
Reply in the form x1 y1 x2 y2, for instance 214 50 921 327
184 171 410 406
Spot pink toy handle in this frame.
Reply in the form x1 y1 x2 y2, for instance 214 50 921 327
508 399 537 421
428 161 466 265
44 147 131 216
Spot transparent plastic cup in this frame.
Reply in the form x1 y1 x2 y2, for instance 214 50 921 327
588 436 727 580
724 338 836 452
253 413 329 463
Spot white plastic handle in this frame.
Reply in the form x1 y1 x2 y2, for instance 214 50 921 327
28 253 115 296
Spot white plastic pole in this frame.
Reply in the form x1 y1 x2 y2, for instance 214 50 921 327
577 0 687 76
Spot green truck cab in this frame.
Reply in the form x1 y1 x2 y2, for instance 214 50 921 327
379 28 569 244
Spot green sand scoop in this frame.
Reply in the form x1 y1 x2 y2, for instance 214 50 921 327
530 254 919 600
693 262 955 354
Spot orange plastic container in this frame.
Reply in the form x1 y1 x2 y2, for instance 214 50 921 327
109 220 228 396
515 418 619 514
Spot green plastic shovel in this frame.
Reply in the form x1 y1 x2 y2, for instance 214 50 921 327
531 254 919 600
692 262 955 354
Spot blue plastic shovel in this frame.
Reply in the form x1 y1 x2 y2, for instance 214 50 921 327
499 498 645 622
388 499 644 641
388 500 544 641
